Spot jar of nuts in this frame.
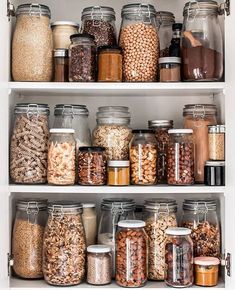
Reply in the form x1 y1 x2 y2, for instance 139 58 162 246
116 220 148 287
130 129 157 185
144 198 178 281
119 3 160 82
92 106 132 160
167 129 195 185
181 198 221 258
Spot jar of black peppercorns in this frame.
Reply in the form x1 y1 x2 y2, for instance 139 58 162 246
69 34 96 82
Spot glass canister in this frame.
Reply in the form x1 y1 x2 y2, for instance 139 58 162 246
182 1 224 81
130 130 157 185
10 103 50 184
208 125 225 161
47 128 76 185
116 220 148 288
81 6 117 47
165 227 194 288
181 198 220 258
12 198 47 279
167 129 195 185
144 198 178 281
156 11 175 57
43 201 86 286
82 204 97 247
53 49 69 82
92 106 132 160
98 198 135 276
12 4 53 81
69 33 96 82
159 57 181 82
183 104 217 183
119 4 160 82
107 160 130 186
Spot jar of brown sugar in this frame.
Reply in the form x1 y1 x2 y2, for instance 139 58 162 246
159 57 181 82
54 49 69 82
208 125 225 161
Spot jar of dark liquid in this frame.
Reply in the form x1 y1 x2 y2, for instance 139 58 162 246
54 49 69 82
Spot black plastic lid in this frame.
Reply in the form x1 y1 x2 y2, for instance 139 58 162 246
132 129 155 134
79 146 105 152
70 33 95 41
172 23 182 30
98 45 122 53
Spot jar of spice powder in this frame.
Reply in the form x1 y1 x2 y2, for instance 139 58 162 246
208 125 225 160
54 49 69 82
108 160 130 186
159 57 181 82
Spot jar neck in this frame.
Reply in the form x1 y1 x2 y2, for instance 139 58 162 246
97 118 130 125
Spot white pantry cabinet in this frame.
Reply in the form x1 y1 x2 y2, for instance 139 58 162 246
0 0 235 289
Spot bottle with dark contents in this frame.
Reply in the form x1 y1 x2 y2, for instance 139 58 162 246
169 23 182 57
54 49 69 82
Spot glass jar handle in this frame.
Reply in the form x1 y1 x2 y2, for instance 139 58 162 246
51 205 64 220
29 3 42 17
26 201 39 224
91 6 103 27
62 105 75 117
138 4 151 24
26 103 40 118
192 104 206 128
186 1 200 23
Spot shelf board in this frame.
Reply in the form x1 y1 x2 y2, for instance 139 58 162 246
9 82 225 97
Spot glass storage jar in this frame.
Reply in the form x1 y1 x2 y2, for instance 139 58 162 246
43 201 86 286
148 120 173 184
92 106 132 160
181 198 220 258
87 245 112 285
116 220 148 288
82 204 97 247
69 33 96 82
183 104 217 183
12 198 47 279
107 160 130 186
130 130 157 185
208 125 225 161
182 1 223 81
165 227 194 288
81 6 117 47
167 129 195 185
204 160 225 186
12 4 53 81
119 4 160 82
159 57 181 82
51 21 79 49
47 129 76 185
98 198 135 276
144 198 178 281
53 49 69 82
78 146 107 185
10 103 50 184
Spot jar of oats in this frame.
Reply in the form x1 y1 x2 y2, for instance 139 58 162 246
92 106 132 160
12 3 53 81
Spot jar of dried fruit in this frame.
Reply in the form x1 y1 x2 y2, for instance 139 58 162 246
181 198 221 258
119 3 160 82
116 220 148 287
12 198 47 279
92 106 132 160
144 198 178 281
43 201 86 286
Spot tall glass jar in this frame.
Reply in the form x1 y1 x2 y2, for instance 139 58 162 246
183 104 217 183
116 220 148 288
156 11 175 57
82 204 97 247
98 198 135 276
181 198 220 258
144 198 177 281
81 6 117 47
43 201 86 286
148 120 173 183
130 130 157 185
12 4 53 81
92 106 132 160
182 1 224 81
12 199 47 279
167 129 195 185
10 103 50 184
53 49 69 82
119 4 160 82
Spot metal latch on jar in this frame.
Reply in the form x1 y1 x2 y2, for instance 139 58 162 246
220 0 230 16
7 0 15 20
7 253 14 276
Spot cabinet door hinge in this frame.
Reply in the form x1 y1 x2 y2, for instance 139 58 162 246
7 253 13 277
225 253 232 277
7 0 15 21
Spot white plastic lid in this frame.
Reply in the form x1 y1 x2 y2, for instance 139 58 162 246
82 203 96 208
168 129 193 134
51 21 79 27
108 160 130 167
50 128 75 134
194 257 220 266
166 227 191 236
87 245 111 253
118 220 146 228
159 57 181 64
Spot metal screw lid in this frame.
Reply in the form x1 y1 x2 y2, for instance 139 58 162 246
148 120 174 128
53 49 68 58
208 125 225 134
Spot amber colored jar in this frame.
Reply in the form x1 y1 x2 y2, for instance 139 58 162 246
108 160 130 186
98 46 122 82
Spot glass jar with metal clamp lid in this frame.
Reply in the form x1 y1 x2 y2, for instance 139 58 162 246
12 198 48 279
181 198 220 258
98 198 135 276
43 201 86 286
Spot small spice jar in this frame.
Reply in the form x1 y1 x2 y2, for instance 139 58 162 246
82 204 97 247
78 146 107 185
87 245 112 286
53 49 69 82
194 257 220 287
208 125 225 161
108 160 130 186
98 46 122 82
205 161 225 186
159 57 181 82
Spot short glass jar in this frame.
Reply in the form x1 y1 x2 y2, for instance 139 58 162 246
208 125 225 161
69 33 96 82
205 161 225 186
159 57 181 82
53 49 69 82
167 129 195 185
116 220 148 288
130 129 157 185
108 160 130 186
12 198 47 279
47 128 76 185
87 245 112 286
78 146 107 185
82 204 97 246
